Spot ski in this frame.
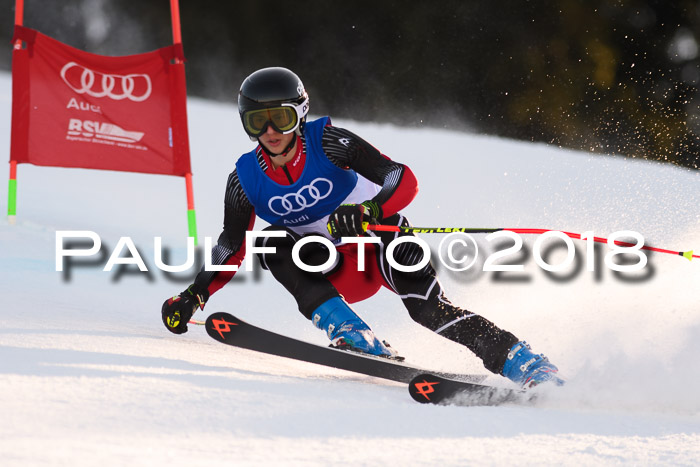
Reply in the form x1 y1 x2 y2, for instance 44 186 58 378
409 373 532 406
204 311 485 385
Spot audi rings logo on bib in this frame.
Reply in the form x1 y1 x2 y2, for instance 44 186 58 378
268 178 334 216
60 62 153 102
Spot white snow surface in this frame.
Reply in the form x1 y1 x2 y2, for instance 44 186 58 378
1 71 699 466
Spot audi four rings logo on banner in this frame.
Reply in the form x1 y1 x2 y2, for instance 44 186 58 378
60 62 152 102
268 178 334 216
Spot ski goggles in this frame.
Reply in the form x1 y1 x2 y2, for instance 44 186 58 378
241 98 309 137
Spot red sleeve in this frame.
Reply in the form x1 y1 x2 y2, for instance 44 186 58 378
205 209 256 296
374 162 418 218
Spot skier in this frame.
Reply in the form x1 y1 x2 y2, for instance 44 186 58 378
161 67 563 389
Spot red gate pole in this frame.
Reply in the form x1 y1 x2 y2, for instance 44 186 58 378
169 0 198 243
8 0 24 224
170 0 182 46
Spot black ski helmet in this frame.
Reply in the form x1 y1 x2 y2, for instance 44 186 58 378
238 67 309 141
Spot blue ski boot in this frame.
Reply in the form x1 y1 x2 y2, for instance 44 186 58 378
311 297 398 359
501 341 565 389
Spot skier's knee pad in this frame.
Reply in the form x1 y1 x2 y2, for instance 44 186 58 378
388 239 432 279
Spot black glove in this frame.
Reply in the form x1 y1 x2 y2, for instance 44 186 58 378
326 200 382 239
161 284 209 334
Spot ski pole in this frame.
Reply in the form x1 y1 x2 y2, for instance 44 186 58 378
366 225 698 261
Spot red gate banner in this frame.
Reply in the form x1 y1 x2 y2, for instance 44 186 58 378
10 25 192 176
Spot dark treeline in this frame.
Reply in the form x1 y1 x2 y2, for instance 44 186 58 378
2 0 699 169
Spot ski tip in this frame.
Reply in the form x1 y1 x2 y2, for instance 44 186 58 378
204 312 243 342
188 319 206 325
408 373 532 407
408 373 445 404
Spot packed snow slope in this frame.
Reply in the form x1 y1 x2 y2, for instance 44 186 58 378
1 71 699 466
